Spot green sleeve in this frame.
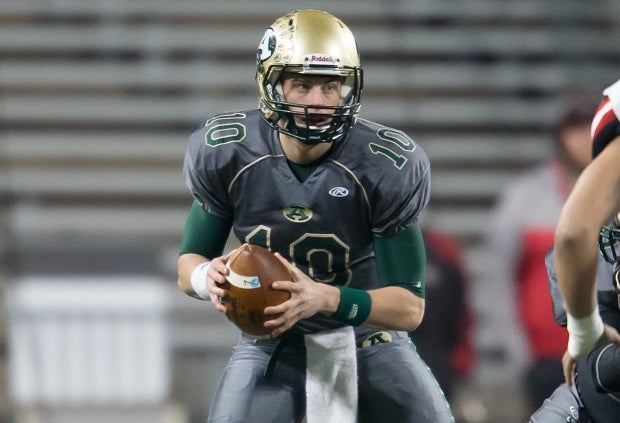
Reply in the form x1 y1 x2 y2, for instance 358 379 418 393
179 200 233 258
373 223 426 298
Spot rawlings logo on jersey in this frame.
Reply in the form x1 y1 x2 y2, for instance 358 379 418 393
328 187 349 197
283 205 313 223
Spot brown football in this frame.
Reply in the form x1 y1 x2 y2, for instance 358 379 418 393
223 243 292 337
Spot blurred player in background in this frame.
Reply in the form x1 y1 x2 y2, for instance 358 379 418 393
413 227 474 403
477 96 597 412
529 79 620 422
176 9 453 423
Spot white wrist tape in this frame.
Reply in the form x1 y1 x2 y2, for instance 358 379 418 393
190 261 211 300
566 306 605 358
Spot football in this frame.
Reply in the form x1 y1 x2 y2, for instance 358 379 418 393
223 243 292 337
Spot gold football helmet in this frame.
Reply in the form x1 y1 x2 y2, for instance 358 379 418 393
256 9 363 144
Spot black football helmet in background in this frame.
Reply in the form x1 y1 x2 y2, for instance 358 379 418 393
598 213 620 264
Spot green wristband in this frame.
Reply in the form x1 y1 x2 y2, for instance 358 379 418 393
334 286 372 326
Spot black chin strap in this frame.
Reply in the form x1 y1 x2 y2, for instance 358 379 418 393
284 117 332 145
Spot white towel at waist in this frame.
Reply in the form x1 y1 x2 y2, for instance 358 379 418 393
304 326 358 423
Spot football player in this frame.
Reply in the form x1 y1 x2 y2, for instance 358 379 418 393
177 9 454 423
529 79 620 422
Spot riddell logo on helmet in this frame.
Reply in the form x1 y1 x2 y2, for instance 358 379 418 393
304 54 337 65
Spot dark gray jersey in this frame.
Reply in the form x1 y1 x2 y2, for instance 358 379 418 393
184 111 454 422
546 247 616 327
184 109 430 293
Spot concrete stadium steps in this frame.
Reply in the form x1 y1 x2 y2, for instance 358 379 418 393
5 61 616 95
0 0 614 25
1 2 619 422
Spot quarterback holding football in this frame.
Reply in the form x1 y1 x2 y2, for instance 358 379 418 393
177 9 453 423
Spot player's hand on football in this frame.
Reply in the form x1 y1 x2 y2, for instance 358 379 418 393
562 323 620 386
206 255 230 313
263 253 339 338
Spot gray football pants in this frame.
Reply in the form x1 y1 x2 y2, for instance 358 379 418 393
529 343 620 422
207 330 454 423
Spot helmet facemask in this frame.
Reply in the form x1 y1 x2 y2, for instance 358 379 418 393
256 10 363 145
599 213 620 263
262 65 362 144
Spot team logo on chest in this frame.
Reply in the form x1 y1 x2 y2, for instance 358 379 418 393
283 205 313 223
